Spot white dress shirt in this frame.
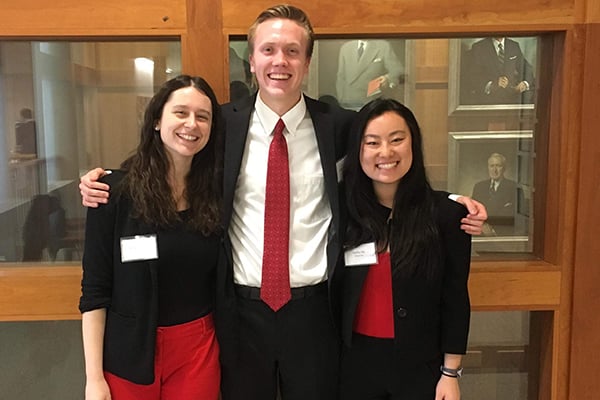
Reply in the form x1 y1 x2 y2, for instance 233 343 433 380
230 94 332 288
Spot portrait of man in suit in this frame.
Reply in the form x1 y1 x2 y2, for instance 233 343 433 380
472 152 517 235
462 37 536 105
336 39 404 109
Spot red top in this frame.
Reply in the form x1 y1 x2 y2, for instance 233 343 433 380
353 251 395 338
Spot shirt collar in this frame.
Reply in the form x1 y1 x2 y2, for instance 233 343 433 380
494 38 505 47
254 93 307 137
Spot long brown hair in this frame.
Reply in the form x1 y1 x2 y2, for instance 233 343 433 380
119 75 223 235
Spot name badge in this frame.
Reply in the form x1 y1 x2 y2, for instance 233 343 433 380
120 235 158 263
344 242 377 267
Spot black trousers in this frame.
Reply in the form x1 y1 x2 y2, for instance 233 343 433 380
220 283 340 400
340 333 442 400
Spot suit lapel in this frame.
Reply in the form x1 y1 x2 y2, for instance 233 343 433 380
223 95 255 226
350 42 377 83
305 96 341 282
306 97 339 219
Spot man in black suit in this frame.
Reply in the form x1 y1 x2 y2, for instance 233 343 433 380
463 37 535 104
472 153 517 235
217 5 355 399
78 5 489 399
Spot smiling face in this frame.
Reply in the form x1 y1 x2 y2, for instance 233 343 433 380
156 86 213 164
360 111 413 205
249 18 311 115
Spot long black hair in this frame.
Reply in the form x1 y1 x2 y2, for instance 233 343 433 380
119 75 223 235
344 98 442 279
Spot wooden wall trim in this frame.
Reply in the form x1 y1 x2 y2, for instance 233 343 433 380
0 0 187 36
181 0 226 102
569 21 600 399
0 267 81 321
469 270 561 310
222 0 579 32
586 0 600 22
0 265 561 321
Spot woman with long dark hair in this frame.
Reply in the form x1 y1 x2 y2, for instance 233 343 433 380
340 98 471 400
79 75 223 400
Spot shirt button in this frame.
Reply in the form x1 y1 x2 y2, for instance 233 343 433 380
396 308 408 318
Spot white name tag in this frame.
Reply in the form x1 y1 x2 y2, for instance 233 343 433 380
120 235 158 263
344 242 377 266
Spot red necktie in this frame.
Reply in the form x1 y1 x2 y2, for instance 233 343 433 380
261 118 291 311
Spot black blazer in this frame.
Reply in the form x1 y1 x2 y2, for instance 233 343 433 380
340 193 471 363
79 171 220 384
215 94 355 362
79 171 160 384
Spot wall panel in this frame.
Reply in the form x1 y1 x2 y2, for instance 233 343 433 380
0 0 186 36
222 0 577 34
569 22 600 400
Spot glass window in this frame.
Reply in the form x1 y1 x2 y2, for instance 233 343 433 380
462 311 545 399
230 35 546 258
0 40 181 263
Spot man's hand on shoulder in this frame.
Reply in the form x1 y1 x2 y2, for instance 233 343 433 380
79 168 111 208
455 196 488 235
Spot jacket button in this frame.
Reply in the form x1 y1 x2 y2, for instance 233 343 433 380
396 308 408 318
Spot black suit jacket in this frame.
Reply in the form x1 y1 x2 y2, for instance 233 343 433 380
465 37 535 104
80 170 221 384
215 94 355 363
79 171 160 384
340 193 471 363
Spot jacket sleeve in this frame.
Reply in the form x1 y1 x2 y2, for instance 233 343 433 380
438 196 472 355
79 172 123 313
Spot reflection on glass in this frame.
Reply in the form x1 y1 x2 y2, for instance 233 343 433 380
227 35 545 257
0 41 181 263
462 311 544 400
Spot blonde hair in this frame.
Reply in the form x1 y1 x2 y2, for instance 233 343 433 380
247 4 315 58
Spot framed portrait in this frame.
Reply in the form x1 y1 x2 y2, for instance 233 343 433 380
448 130 534 253
314 38 411 110
448 37 539 114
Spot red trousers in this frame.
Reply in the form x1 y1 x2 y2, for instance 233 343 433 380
105 313 220 400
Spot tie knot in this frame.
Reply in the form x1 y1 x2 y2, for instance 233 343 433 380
274 118 286 137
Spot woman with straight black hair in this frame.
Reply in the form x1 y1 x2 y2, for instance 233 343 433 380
80 75 223 400
340 98 471 400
